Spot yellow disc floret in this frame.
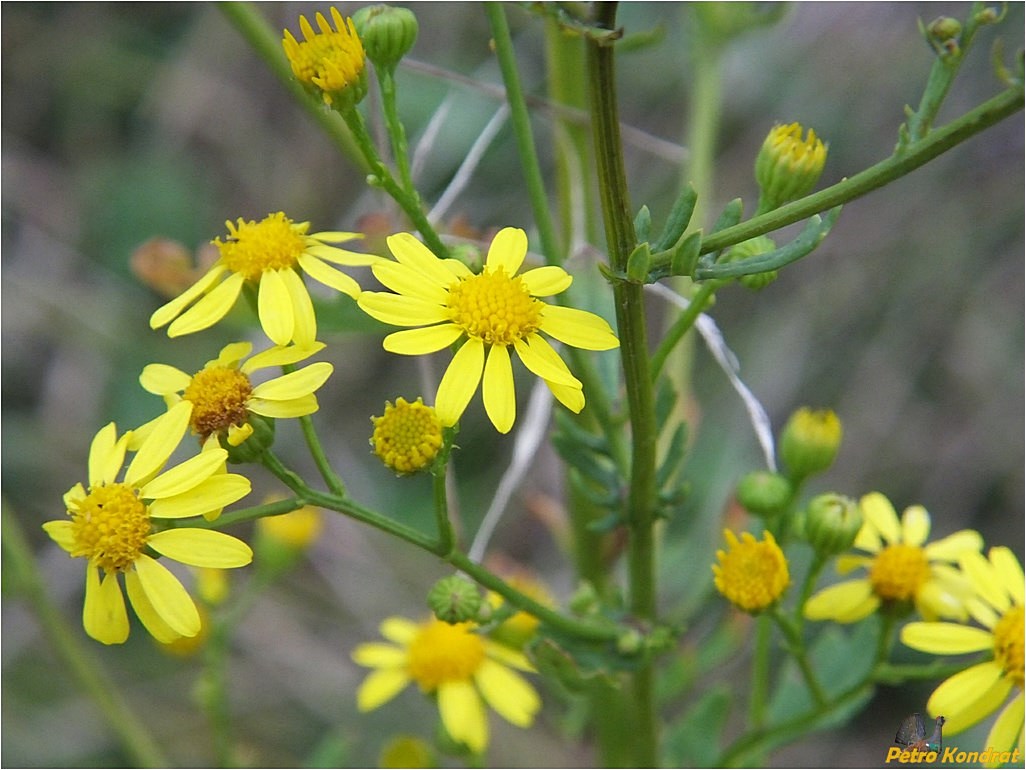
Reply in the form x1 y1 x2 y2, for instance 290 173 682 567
214 212 308 281
869 543 931 602
371 397 443 474
183 366 253 439
407 619 487 692
71 484 151 573
993 604 1025 687
713 529 790 613
448 269 542 346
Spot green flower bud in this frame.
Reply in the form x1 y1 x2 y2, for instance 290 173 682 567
735 470 793 518
923 17 962 56
803 493 863 556
428 574 482 624
379 735 435 768
724 235 779 290
221 413 275 464
779 407 842 480
353 5 418 72
755 123 827 212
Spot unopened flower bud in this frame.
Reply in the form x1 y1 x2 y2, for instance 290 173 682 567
803 493 862 556
755 123 827 212
725 235 779 290
353 5 419 72
428 574 482 624
735 470 793 518
222 413 275 464
379 735 434 769
923 17 962 56
780 407 842 480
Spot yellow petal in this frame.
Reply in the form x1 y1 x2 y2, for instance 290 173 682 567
483 345 515 434
436 339 485 427
124 569 182 643
84 564 129 645
147 528 253 568
520 265 572 297
133 554 200 637
380 616 419 644
474 658 540 728
63 482 86 511
961 549 1011 614
485 227 528 275
484 642 535 673
125 401 192 487
351 643 407 668
371 260 450 304
282 267 317 347
258 269 295 346
985 692 1025 761
167 271 244 337
900 621 993 654
540 305 619 350
804 579 876 622
146 473 251 519
140 445 230 500
546 379 585 414
860 492 901 544
384 324 464 355
356 668 411 712
139 364 191 396
149 263 227 329
306 230 362 246
359 291 451 327
991 547 1025 606
438 679 488 754
242 342 325 373
386 232 454 287
929 663 1011 734
900 505 930 547
213 341 253 368
924 529 984 563
513 335 580 387
298 253 361 298
248 394 318 418
42 520 76 553
251 362 333 401
87 422 122 487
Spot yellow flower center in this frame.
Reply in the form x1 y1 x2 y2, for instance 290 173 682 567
184 366 253 439
869 544 931 601
712 530 790 613
993 604 1024 688
371 397 443 474
71 483 151 573
767 123 826 172
215 212 307 281
282 10 366 103
448 268 542 346
407 620 486 692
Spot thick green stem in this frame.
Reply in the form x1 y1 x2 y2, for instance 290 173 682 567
587 4 660 765
3 506 169 768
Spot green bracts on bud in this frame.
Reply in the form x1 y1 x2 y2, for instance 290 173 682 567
803 493 863 556
428 574 482 624
735 470 793 518
724 235 779 289
779 407 843 480
755 123 827 213
352 5 419 72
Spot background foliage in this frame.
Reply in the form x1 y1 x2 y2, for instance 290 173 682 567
2 2 1022 766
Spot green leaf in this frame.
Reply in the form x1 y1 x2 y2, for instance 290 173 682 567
626 241 653 283
634 205 652 243
665 684 733 767
653 184 699 251
670 230 703 277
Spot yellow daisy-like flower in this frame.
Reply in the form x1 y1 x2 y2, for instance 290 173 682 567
149 212 380 346
371 397 444 474
42 404 252 645
901 547 1024 759
139 340 333 448
804 492 982 623
352 616 541 754
712 529 790 613
282 7 367 108
357 228 619 433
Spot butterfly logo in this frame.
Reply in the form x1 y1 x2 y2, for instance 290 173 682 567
895 713 946 753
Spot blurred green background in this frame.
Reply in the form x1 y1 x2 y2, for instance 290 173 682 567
2 2 1022 767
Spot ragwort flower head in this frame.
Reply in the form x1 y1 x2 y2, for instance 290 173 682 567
712 529 790 613
352 616 541 754
901 547 1024 756
357 228 619 433
804 492 982 623
371 396 444 474
282 7 367 109
150 212 379 347
139 341 332 451
42 404 252 645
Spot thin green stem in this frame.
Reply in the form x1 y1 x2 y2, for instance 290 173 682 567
485 2 562 265
648 86 1023 270
218 2 365 169
376 66 416 195
3 506 169 768
588 4 660 764
432 466 455 558
770 607 828 707
649 280 721 380
298 414 346 496
749 616 772 730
